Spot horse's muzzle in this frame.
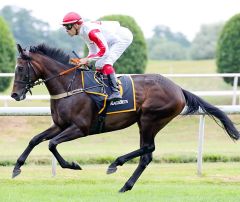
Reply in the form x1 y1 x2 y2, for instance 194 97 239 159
11 92 26 101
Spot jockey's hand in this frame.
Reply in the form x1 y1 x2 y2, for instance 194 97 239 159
69 58 81 65
77 57 89 66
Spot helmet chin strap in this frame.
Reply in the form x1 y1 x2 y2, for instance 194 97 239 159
74 25 79 35
75 28 79 35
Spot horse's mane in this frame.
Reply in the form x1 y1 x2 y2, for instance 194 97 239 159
29 44 70 65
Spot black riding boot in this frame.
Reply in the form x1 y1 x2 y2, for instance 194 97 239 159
107 73 122 101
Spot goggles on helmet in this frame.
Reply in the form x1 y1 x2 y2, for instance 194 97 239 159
64 23 74 30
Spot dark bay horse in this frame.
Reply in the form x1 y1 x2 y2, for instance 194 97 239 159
11 44 239 192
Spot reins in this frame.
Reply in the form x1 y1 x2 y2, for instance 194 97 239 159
43 64 82 83
27 62 91 89
41 64 83 84
18 60 105 99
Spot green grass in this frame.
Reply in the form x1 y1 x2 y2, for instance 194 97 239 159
0 114 239 165
146 60 217 74
1 163 240 202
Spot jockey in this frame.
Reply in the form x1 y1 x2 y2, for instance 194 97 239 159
62 12 133 101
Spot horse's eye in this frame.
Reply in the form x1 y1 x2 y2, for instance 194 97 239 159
18 66 23 71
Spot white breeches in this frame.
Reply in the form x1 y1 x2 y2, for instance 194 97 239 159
95 27 133 68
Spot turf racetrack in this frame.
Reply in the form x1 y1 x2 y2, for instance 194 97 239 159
1 163 240 202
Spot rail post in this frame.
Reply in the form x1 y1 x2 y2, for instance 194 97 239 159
232 76 239 105
197 113 205 176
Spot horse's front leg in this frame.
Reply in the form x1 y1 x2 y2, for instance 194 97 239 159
48 124 86 170
12 124 62 178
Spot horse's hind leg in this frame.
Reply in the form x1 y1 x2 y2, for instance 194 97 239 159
119 152 153 192
107 141 155 174
119 116 175 192
12 124 62 178
48 124 85 170
118 133 155 192
107 117 158 175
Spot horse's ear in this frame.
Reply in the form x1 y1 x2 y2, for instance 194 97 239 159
17 44 23 55
17 44 30 60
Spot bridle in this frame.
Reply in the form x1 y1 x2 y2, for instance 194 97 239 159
14 55 88 96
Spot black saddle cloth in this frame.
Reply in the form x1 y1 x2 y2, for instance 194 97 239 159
81 71 136 115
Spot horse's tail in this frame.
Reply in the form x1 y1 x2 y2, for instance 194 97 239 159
182 89 239 141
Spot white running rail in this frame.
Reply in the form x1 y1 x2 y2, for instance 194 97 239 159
0 105 240 176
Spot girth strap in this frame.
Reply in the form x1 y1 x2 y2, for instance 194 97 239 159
50 88 84 99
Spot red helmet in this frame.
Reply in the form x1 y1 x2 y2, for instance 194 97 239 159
62 12 83 25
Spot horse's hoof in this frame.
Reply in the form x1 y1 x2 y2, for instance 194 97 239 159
71 162 82 170
119 186 129 193
119 183 132 193
106 166 117 174
12 168 21 178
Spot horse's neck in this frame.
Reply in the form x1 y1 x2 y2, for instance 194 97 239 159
39 58 81 96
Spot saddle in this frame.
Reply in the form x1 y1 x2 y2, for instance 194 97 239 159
81 71 136 114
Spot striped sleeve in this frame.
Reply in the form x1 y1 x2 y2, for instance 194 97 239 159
87 29 107 60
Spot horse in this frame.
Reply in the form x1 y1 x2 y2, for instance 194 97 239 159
11 43 239 192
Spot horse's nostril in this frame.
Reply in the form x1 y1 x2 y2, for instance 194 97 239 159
11 93 19 99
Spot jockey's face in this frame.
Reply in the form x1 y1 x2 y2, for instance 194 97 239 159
64 23 80 36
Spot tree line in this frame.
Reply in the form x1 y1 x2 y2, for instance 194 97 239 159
147 23 223 60
0 5 223 60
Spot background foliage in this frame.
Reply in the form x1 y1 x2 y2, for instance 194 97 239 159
0 5 226 63
0 16 16 92
191 23 223 60
147 25 190 60
216 13 240 85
